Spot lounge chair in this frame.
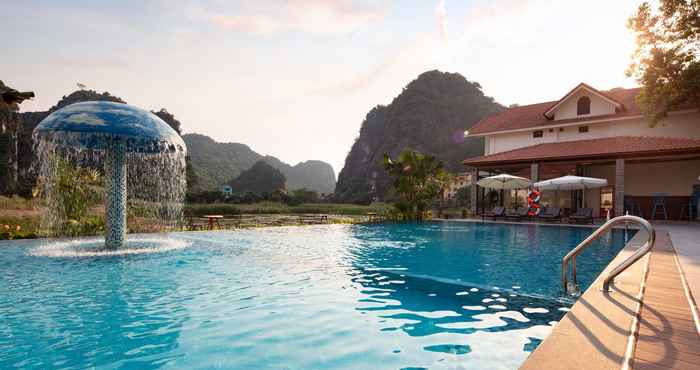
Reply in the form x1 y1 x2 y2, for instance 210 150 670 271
504 207 529 222
481 206 505 221
538 207 561 222
569 208 593 224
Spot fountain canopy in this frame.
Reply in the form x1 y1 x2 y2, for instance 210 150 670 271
33 101 187 250
34 101 185 154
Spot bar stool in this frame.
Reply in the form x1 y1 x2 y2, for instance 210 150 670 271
679 203 697 220
679 193 699 220
651 192 668 220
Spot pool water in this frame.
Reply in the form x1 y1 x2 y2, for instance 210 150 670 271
0 222 632 369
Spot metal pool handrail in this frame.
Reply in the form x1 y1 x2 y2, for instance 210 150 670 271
561 215 655 294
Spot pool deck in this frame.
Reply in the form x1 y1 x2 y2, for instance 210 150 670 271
517 222 700 370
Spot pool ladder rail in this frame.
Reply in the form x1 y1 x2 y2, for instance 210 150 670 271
562 215 656 296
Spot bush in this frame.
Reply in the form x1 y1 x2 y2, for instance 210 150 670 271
0 223 38 240
61 216 105 237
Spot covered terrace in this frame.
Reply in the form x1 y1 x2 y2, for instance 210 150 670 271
463 136 700 221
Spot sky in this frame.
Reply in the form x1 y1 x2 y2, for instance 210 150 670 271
1 0 645 176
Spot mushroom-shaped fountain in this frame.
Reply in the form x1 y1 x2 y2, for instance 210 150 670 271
33 101 186 249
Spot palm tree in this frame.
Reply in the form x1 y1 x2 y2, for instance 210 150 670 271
383 149 449 219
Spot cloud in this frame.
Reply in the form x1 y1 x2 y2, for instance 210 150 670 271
306 55 398 97
209 14 282 35
64 113 107 126
206 0 387 35
49 56 130 70
436 0 448 42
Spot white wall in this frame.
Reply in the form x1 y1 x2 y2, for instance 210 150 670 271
484 111 700 155
625 160 700 196
553 89 616 120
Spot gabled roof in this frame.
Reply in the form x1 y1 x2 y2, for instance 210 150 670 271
462 136 700 166
468 87 642 136
542 82 624 119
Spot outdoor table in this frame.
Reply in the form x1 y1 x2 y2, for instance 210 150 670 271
366 212 378 222
203 215 223 230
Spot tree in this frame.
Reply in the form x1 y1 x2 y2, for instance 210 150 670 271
285 188 319 206
382 149 450 219
627 1 700 125
454 185 472 208
152 108 182 134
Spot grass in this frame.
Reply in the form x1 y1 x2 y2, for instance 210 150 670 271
185 202 391 217
0 195 35 210
0 201 391 239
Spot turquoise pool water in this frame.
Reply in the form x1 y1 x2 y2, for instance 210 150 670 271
0 222 631 369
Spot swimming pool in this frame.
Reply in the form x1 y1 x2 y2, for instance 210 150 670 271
0 221 631 369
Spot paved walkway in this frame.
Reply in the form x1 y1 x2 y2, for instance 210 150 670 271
632 230 700 370
660 223 700 307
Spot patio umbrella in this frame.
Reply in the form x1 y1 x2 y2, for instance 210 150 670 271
534 175 607 208
476 174 531 207
476 174 531 190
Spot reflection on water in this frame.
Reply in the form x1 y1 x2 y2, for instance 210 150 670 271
0 222 630 369
349 268 568 368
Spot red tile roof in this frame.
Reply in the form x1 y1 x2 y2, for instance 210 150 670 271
463 136 700 166
468 87 642 135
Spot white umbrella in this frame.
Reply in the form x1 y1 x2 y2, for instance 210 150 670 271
476 174 531 190
534 175 607 207
477 174 531 208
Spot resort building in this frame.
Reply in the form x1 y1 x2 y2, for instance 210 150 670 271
464 83 700 220
442 172 472 202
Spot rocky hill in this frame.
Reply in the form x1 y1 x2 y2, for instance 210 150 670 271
10 89 335 197
228 160 286 194
183 133 336 194
335 70 504 203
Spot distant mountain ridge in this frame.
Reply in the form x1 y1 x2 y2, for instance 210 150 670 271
335 70 505 203
183 133 336 194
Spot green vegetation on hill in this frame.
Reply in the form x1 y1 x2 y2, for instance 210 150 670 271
228 160 286 194
335 70 504 203
183 133 336 194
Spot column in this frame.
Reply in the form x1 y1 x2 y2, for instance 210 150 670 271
469 167 478 215
530 163 539 182
105 143 127 249
615 158 625 217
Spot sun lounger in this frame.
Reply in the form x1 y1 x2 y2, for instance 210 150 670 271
538 207 561 222
504 207 529 221
569 208 593 224
481 206 505 221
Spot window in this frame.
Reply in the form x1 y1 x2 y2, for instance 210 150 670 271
577 96 591 115
578 125 589 133
559 127 564 132
533 130 543 138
